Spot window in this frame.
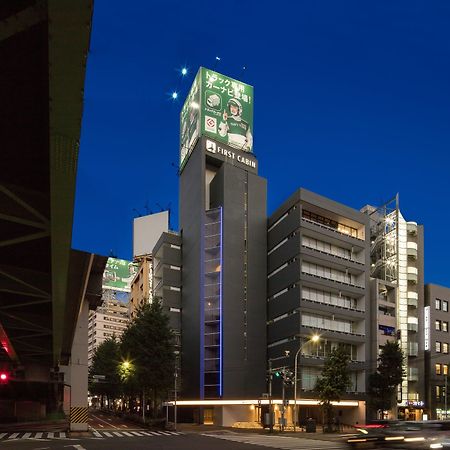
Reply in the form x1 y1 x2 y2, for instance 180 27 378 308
444 343 449 354
444 322 449 333
444 300 449 312
444 365 449 375
436 299 442 310
436 320 442 331
436 341 442 353
436 364 442 375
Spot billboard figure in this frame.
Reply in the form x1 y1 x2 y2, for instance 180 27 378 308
218 98 253 152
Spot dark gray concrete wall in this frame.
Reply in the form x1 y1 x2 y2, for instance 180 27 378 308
179 142 205 398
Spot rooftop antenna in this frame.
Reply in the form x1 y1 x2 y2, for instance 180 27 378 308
132 208 143 218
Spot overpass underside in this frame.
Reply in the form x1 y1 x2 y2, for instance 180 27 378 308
0 0 104 423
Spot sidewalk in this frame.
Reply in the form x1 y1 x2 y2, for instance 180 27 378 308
0 419 68 433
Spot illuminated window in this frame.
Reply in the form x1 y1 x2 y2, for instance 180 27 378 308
444 365 449 375
436 320 442 331
444 301 449 312
444 322 449 333
444 343 449 354
436 364 442 375
436 341 442 353
436 299 442 310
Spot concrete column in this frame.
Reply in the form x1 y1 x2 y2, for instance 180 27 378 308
67 299 90 431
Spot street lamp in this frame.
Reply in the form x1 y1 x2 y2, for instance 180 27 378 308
293 334 320 431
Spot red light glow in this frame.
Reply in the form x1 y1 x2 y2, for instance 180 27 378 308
0 373 7 381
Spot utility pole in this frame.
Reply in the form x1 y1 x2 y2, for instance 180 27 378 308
281 374 286 432
268 358 273 433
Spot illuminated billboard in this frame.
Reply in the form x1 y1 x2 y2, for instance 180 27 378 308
102 257 138 292
180 67 254 170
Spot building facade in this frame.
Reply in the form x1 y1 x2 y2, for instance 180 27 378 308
87 292 130 367
424 284 450 419
362 196 425 420
267 188 370 425
129 255 153 319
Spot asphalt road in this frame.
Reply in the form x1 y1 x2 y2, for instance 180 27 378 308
0 430 351 450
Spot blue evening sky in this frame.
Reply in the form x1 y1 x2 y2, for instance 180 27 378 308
73 0 450 286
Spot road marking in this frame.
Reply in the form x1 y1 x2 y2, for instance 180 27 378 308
140 431 152 436
130 431 144 436
0 433 6 439
90 413 121 429
122 432 134 437
60 432 66 438
98 424 104 427
113 432 124 437
22 432 32 438
35 432 43 438
104 432 113 437
47 432 54 438
93 431 102 437
159 431 172 435
121 424 128 427
8 433 19 439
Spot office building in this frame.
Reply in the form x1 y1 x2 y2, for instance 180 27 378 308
267 188 370 425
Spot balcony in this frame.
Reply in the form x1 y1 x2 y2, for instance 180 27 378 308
408 342 419 356
407 316 418 333
407 241 418 260
407 222 418 236
407 267 418 283
407 291 418 308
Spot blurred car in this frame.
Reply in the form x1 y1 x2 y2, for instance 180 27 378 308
347 420 450 449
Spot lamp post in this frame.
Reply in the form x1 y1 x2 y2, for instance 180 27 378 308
293 335 319 432
268 351 290 433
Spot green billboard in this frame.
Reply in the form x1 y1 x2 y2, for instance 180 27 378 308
180 67 254 170
102 257 138 292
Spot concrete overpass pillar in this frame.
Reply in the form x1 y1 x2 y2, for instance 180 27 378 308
65 298 90 431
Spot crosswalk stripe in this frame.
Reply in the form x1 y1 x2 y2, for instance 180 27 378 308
122 431 134 436
8 433 19 439
130 431 144 436
113 431 124 437
0 433 7 439
159 431 171 435
35 432 43 439
22 432 31 438
93 431 102 437
59 432 66 438
47 432 54 438
167 431 180 435
149 431 161 435
140 431 152 436
104 432 113 437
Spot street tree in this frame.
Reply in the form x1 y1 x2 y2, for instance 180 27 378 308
89 336 122 409
315 346 352 431
367 340 405 418
120 300 175 421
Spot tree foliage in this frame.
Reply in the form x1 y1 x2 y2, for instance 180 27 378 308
315 347 352 430
367 340 405 416
89 336 122 407
120 301 176 416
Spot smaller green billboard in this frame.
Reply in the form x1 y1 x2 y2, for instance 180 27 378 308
180 67 254 170
102 257 138 292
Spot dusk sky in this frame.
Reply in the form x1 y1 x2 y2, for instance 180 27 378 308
72 0 450 286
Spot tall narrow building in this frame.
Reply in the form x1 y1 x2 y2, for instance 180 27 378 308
178 68 267 406
362 195 424 420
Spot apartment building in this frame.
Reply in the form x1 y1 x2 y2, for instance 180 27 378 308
424 284 450 419
363 196 424 420
87 290 130 367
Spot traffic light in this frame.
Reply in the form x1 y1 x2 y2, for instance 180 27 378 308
283 369 294 386
0 372 9 384
274 370 282 378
